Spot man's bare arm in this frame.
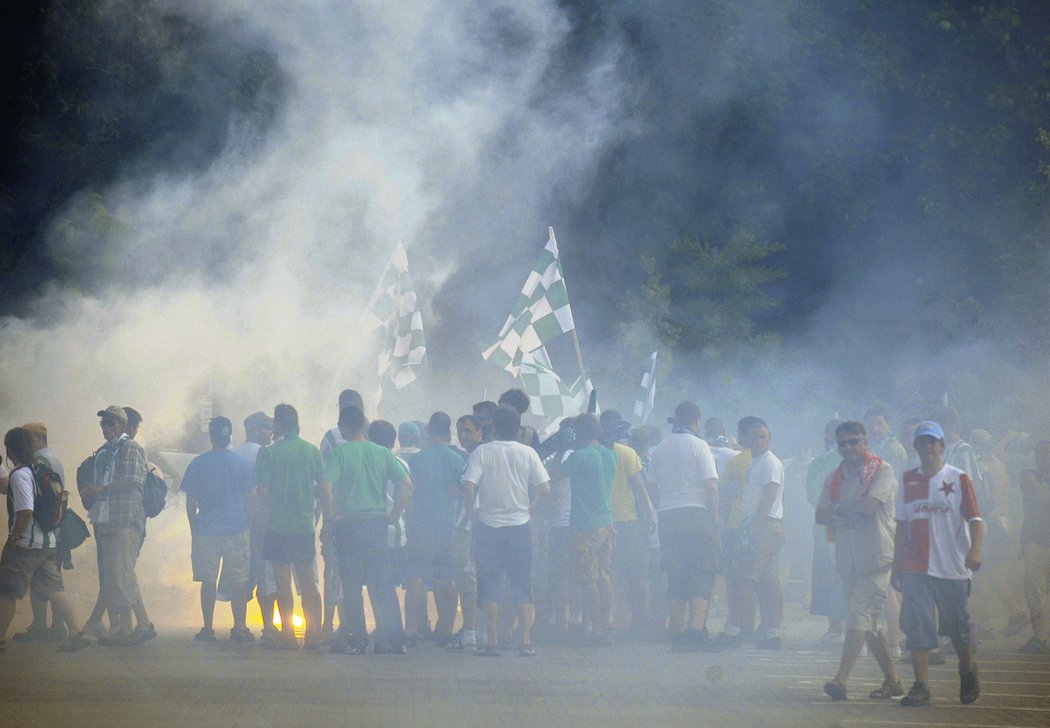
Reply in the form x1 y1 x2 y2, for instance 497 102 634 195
530 480 551 517
966 519 985 572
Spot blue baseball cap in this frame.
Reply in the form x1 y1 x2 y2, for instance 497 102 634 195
913 420 945 442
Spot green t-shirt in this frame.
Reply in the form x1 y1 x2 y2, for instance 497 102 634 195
255 435 324 535
563 444 615 530
325 440 408 518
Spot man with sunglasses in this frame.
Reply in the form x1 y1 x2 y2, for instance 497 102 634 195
816 421 901 701
80 405 149 646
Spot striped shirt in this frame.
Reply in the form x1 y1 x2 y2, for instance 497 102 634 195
6 465 57 549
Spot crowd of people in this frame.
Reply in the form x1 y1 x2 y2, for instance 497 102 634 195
2 388 1049 711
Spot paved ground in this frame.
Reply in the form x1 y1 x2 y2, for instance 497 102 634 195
2 609 1048 728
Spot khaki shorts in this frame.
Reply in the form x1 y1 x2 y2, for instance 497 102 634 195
739 519 784 584
96 527 142 610
451 528 476 598
842 566 890 633
192 531 251 591
571 527 613 586
0 543 63 601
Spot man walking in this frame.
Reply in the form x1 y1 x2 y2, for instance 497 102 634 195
817 421 902 700
893 420 984 707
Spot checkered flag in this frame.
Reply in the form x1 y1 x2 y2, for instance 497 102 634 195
482 227 576 376
519 347 587 419
365 242 426 390
633 351 658 424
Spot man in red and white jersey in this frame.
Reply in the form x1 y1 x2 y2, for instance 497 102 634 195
892 420 985 708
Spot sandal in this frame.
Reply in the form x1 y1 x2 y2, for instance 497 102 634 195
869 678 903 699
823 679 848 701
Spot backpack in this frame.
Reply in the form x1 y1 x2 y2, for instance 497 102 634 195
76 453 99 510
144 465 167 518
30 460 67 533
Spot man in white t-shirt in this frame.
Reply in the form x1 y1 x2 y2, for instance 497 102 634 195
0 427 87 653
893 420 984 707
462 405 550 656
11 423 68 643
721 417 786 650
648 401 721 652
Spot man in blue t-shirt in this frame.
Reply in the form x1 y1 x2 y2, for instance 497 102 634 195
182 417 255 642
405 412 467 647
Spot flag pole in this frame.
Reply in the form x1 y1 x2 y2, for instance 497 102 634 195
570 327 587 383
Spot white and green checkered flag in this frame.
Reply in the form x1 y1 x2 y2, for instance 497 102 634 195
519 347 587 419
365 242 426 390
482 227 576 376
633 351 658 424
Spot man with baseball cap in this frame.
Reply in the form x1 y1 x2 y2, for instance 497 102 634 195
82 405 149 646
892 420 984 707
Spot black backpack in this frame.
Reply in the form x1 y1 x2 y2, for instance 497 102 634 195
144 465 167 518
30 460 67 533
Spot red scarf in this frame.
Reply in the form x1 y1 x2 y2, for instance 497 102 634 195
829 451 883 502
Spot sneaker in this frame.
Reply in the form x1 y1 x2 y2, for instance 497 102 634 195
823 679 847 701
46 624 69 642
713 632 742 650
818 629 843 647
1004 612 1030 638
959 664 980 705
475 645 500 657
81 621 107 640
194 627 217 643
57 634 91 653
756 636 781 651
900 681 930 707
869 678 904 699
230 627 255 643
12 624 49 642
133 623 157 644
1019 637 1049 654
99 631 139 647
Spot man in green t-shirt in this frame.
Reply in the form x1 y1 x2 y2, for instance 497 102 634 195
552 414 616 646
255 404 330 649
323 405 413 654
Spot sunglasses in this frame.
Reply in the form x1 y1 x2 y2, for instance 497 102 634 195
836 437 864 447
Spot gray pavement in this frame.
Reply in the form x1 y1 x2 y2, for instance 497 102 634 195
2 611 1049 727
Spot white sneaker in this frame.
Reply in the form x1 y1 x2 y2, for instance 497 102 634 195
819 629 843 646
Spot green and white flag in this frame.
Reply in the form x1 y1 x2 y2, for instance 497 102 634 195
482 227 576 376
633 351 657 424
365 242 426 390
519 347 587 419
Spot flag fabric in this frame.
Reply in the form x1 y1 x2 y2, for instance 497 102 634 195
482 227 576 376
519 347 587 419
633 351 658 424
365 242 426 390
